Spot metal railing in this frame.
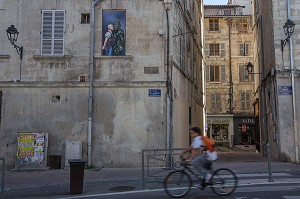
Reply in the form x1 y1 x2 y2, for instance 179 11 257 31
0 158 5 196
141 148 185 189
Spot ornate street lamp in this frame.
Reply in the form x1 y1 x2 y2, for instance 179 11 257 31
6 25 23 59
245 62 261 74
281 19 295 52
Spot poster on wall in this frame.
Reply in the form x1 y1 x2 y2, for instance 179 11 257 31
102 9 126 56
16 132 48 169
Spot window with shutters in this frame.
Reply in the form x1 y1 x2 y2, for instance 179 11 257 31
239 64 253 82
239 43 249 56
240 19 248 33
240 90 252 110
41 10 65 55
211 93 221 111
209 43 225 56
209 19 219 31
206 65 226 82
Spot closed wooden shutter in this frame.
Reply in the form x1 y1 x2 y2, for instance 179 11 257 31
206 65 210 82
239 43 244 56
220 43 225 56
42 10 65 55
221 65 226 82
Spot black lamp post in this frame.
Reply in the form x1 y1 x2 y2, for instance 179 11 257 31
281 19 295 52
6 25 23 59
245 62 261 74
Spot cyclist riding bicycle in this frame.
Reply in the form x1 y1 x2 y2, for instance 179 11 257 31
180 127 218 187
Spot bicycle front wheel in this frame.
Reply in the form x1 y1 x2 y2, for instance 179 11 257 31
210 168 238 196
163 170 192 198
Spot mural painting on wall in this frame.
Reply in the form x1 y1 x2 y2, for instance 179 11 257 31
102 9 126 56
17 132 47 166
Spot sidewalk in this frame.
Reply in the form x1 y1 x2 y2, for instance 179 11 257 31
2 150 300 197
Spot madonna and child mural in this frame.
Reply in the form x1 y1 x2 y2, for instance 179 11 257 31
102 9 126 56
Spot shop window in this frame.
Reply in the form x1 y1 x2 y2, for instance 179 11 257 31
238 124 255 145
211 124 229 142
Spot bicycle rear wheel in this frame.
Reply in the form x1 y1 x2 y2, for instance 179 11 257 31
210 168 238 196
163 170 192 198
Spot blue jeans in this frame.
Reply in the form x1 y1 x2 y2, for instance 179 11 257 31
191 155 209 177
105 46 113 56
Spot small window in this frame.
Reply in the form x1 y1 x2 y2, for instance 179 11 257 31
81 13 90 24
224 10 231 15
79 75 86 82
206 65 226 82
209 19 219 31
239 43 249 56
239 19 248 33
211 93 221 111
240 91 252 110
52 95 61 103
209 44 220 56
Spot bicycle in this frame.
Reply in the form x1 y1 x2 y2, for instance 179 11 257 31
163 156 238 198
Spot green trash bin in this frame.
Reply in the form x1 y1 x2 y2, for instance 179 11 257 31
68 159 86 194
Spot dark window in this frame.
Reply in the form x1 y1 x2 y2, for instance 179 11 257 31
81 13 90 24
206 65 226 82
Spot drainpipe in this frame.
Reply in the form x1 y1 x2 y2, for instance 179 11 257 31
88 0 96 166
286 0 299 163
164 0 173 158
227 18 233 114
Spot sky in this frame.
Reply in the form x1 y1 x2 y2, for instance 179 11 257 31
203 0 228 5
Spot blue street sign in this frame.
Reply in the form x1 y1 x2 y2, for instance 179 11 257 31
278 86 292 95
148 89 161 97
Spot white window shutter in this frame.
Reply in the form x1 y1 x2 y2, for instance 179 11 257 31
41 10 65 55
54 11 65 54
42 11 53 54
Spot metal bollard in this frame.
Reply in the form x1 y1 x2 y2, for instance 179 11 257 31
266 143 273 182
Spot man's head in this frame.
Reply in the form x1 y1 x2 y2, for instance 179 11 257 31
190 127 202 137
108 24 114 31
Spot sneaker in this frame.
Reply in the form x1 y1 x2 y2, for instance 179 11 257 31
193 183 203 189
205 172 212 183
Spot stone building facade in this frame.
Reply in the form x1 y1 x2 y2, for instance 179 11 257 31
0 0 205 169
204 1 256 148
252 0 300 163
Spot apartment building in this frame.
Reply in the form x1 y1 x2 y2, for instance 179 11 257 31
0 0 205 169
204 1 256 149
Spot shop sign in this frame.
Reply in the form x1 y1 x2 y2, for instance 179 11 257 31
242 118 255 123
